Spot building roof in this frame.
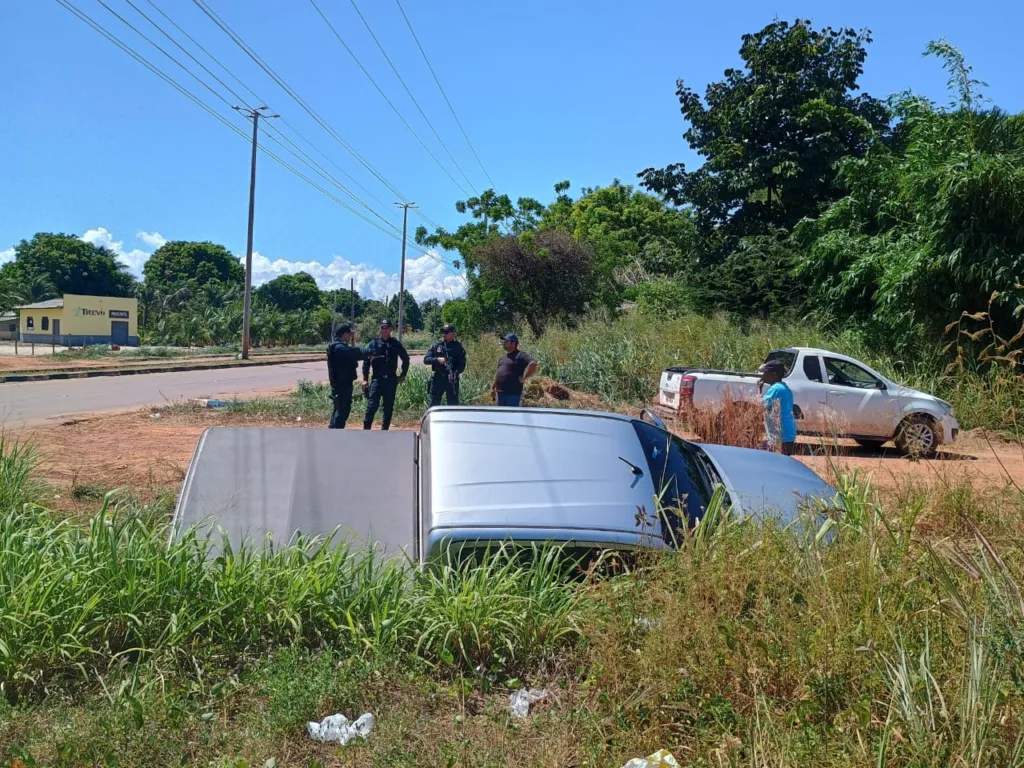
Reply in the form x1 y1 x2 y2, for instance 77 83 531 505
15 298 64 310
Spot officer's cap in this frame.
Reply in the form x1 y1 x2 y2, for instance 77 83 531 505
379 318 392 329
502 332 519 343
442 323 456 334
335 323 352 337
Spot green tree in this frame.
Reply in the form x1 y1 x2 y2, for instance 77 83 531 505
541 180 698 308
639 20 890 241
793 40 1024 348
473 231 597 335
387 290 423 331
4 233 137 299
255 271 322 312
420 298 443 333
143 241 243 300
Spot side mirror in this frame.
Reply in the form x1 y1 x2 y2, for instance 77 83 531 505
875 380 887 391
641 408 667 431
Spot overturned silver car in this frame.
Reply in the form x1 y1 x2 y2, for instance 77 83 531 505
170 406 839 562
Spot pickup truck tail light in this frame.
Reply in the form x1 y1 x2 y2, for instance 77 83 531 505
679 374 696 402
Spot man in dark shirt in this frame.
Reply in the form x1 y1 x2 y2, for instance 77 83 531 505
424 323 466 407
491 333 537 407
326 323 365 428
361 319 410 430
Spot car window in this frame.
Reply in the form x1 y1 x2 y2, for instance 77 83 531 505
632 422 712 542
802 355 824 383
824 357 879 389
764 350 796 375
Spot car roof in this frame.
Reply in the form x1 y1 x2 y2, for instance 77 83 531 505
420 404 639 429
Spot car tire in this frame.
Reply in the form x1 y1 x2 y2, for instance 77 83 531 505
895 415 939 458
854 439 887 452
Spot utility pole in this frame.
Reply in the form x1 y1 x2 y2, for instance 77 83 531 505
350 277 355 338
393 202 417 342
234 105 278 359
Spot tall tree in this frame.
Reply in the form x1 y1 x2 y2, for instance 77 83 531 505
639 20 890 241
255 271 322 312
143 241 243 300
387 290 423 331
474 231 596 335
3 233 137 299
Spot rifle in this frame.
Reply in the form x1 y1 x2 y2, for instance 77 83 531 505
442 338 460 395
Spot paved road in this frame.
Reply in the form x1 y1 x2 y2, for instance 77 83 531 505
0 356 424 428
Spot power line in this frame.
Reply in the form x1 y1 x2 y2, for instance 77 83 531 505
53 0 463 280
306 0 472 198
188 0 444 234
347 0 478 193
109 0 400 233
138 0 418 228
395 0 495 190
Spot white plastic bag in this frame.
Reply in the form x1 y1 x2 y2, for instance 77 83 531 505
508 688 548 718
306 712 375 745
621 749 680 767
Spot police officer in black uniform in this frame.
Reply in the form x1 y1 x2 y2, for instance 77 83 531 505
326 323 365 429
424 323 466 407
361 319 410 430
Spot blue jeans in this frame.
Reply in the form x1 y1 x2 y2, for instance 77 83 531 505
496 392 522 407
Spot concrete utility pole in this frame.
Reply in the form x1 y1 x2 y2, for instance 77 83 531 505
234 105 278 359
393 202 417 342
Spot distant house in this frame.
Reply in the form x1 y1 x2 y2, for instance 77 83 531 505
0 313 17 341
16 294 139 347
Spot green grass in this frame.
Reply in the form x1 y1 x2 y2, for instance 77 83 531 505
4 427 1024 764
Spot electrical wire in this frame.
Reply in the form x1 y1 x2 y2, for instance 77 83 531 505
54 0 462 280
347 0 479 193
395 0 496 189
307 0 472 198
188 0 444 233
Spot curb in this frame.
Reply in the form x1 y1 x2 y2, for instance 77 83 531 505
0 355 322 384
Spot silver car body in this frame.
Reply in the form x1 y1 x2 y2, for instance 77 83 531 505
171 406 840 562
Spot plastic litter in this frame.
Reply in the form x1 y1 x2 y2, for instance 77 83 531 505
620 749 680 768
509 687 548 718
306 712 375 745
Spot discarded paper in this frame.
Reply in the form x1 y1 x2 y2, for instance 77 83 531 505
509 687 548 718
306 712 374 745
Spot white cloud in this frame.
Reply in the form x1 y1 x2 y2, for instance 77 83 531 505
74 226 465 301
0 247 14 265
249 250 466 302
81 227 151 276
136 231 167 249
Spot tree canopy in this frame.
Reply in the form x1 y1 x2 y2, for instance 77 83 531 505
639 20 890 242
142 241 243 299
1 233 137 303
255 271 322 312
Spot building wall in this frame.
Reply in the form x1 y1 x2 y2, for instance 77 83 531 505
19 308 63 338
19 295 140 346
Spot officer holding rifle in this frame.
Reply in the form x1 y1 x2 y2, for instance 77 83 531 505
424 323 466 407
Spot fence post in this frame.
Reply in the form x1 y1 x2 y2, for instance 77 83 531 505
32 342 35 355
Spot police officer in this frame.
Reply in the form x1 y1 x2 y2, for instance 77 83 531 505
326 323 365 429
362 319 410 430
424 323 466 407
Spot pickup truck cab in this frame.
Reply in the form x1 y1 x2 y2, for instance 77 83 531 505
659 347 959 457
170 406 840 563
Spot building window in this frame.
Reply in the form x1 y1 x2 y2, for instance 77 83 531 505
26 316 33 330
42 317 49 331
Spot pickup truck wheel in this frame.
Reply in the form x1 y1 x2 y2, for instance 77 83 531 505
854 439 887 452
896 416 938 458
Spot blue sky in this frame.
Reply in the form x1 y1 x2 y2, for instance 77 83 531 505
1 0 1020 300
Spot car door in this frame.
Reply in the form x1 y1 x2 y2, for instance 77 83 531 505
822 357 897 437
788 354 829 433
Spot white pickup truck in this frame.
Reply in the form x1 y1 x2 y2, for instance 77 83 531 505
658 346 960 457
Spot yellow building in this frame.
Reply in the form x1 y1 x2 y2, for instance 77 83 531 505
17 294 139 347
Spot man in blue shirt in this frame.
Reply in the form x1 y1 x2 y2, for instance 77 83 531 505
759 360 798 455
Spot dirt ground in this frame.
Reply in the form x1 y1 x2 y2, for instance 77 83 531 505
17 402 1024 517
